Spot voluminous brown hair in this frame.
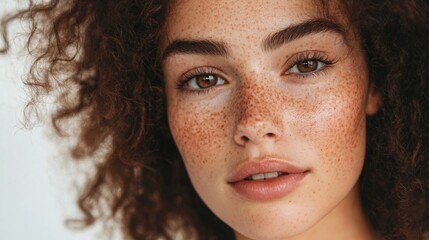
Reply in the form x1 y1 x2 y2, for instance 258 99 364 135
1 0 428 239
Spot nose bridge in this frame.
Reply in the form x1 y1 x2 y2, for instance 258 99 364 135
238 81 276 124
233 76 283 145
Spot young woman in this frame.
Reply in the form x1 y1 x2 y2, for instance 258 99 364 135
2 0 428 239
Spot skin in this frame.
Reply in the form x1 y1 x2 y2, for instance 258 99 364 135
162 0 381 239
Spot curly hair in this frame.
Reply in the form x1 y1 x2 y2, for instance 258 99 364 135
1 0 428 239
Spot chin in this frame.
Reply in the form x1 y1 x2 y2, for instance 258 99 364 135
225 202 319 240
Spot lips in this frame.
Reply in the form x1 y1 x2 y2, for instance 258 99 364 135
227 158 308 201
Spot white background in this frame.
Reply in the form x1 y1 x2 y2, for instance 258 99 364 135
0 1 100 239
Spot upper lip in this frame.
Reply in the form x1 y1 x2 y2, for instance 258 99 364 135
227 157 308 183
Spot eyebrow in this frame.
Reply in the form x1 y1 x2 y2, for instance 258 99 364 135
162 40 229 60
263 19 347 51
162 18 346 60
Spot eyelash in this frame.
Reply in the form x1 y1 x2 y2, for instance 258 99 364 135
176 52 336 94
285 52 336 79
177 67 225 94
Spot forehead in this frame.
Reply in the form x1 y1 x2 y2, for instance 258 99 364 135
163 0 346 43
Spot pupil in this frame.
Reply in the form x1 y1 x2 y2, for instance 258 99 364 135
298 60 318 73
197 74 216 88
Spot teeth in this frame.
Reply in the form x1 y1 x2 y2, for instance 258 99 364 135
246 172 285 181
251 173 265 180
264 172 279 180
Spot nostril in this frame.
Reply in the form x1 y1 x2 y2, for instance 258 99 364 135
234 122 282 146
266 133 276 138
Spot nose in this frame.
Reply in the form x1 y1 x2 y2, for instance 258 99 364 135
233 84 283 146
234 120 282 145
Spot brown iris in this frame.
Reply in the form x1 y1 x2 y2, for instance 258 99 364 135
297 60 318 73
196 74 217 88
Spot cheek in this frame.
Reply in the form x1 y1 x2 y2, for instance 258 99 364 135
168 102 229 168
301 75 368 182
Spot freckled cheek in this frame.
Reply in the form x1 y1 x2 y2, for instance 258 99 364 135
298 84 368 177
168 104 229 169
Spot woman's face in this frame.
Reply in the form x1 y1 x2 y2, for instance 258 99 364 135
162 0 379 239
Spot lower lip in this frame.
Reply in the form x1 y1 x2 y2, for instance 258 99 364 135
229 172 307 201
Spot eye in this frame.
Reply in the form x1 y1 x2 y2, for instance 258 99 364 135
185 73 226 90
288 59 326 74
